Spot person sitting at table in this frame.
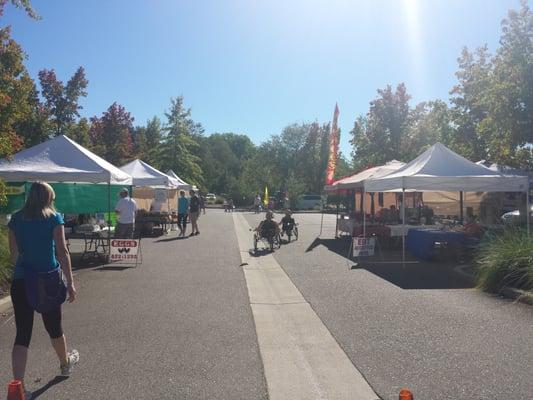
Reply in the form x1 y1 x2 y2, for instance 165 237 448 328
114 188 137 238
463 215 483 238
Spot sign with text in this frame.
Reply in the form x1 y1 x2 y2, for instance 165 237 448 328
6 185 25 195
154 189 167 203
110 239 139 262
353 237 375 257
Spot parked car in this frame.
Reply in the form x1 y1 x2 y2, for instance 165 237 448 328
501 205 533 224
205 193 216 204
296 194 323 210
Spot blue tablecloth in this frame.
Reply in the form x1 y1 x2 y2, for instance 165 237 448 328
406 229 466 260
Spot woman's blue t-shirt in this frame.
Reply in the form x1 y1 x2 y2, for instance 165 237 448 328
8 212 64 280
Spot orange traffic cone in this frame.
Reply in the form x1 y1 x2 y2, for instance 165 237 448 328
399 388 413 400
6 380 25 400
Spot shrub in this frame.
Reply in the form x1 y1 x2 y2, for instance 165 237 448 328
476 229 533 292
0 226 13 293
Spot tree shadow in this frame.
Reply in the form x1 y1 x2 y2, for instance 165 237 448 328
308 236 474 290
31 376 68 398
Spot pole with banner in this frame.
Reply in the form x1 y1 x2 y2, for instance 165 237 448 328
324 103 340 186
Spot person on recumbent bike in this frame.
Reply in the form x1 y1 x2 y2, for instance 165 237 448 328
279 209 297 242
255 211 280 244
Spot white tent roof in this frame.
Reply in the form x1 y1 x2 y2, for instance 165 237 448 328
120 159 176 188
324 160 405 191
0 135 132 184
365 143 528 192
476 161 533 186
166 170 194 190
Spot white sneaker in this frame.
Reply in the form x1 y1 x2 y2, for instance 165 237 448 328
60 349 79 376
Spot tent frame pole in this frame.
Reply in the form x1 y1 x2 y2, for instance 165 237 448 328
527 189 530 237
107 179 111 258
363 188 366 238
319 191 325 237
335 191 339 238
401 188 405 267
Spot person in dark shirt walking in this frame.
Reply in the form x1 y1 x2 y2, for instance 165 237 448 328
189 190 200 236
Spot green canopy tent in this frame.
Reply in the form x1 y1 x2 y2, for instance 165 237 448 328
0 135 133 245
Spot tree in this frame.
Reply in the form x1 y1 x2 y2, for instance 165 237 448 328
160 96 204 186
89 102 134 166
0 0 39 205
0 0 39 19
38 67 88 136
350 83 412 169
66 118 90 148
144 116 162 166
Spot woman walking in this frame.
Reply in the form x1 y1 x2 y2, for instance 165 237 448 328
8 182 79 397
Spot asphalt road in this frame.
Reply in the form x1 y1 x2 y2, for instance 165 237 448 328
244 212 533 400
2 210 532 400
0 210 267 399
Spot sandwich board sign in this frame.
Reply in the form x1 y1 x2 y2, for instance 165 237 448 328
353 237 375 257
110 239 142 267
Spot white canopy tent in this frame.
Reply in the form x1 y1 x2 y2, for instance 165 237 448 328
0 135 132 185
166 170 195 191
363 143 530 263
324 160 405 191
476 161 533 187
0 135 133 248
120 159 175 188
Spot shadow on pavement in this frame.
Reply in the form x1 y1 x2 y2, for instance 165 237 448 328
154 236 187 243
307 236 474 290
31 376 68 398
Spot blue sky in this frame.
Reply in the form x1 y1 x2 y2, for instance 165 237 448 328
3 0 529 156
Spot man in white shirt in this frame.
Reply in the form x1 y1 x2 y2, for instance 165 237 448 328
114 188 137 238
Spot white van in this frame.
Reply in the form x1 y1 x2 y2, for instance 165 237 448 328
296 194 323 210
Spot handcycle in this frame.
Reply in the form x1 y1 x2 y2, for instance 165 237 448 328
253 228 281 252
280 223 299 243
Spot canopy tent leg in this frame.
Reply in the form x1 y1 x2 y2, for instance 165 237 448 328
402 188 405 267
319 192 325 237
335 191 339 238
459 191 464 224
363 188 366 238
107 180 111 259
527 189 530 237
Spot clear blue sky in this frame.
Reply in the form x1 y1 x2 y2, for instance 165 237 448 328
4 0 529 156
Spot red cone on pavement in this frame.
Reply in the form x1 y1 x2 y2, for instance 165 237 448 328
7 380 25 400
399 388 413 400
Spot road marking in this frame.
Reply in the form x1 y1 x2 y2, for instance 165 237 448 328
233 213 379 400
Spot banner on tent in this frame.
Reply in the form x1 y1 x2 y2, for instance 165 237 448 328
5 185 25 195
353 237 375 257
110 239 140 262
154 189 167 202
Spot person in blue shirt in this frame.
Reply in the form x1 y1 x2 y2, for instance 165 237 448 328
177 190 190 237
8 182 79 395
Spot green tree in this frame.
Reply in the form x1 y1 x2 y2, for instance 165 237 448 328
350 83 412 169
66 118 90 148
144 116 163 166
38 67 88 136
160 96 203 186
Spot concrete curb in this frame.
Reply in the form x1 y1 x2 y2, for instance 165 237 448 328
453 265 532 306
500 287 533 306
0 294 12 314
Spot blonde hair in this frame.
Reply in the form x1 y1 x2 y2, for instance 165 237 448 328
21 181 56 220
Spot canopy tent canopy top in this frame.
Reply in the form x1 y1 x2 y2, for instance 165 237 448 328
120 159 177 188
364 143 529 193
0 135 132 185
166 169 196 191
476 160 533 187
324 160 405 191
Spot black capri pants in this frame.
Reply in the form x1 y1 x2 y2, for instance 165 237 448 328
177 213 188 230
10 279 63 347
